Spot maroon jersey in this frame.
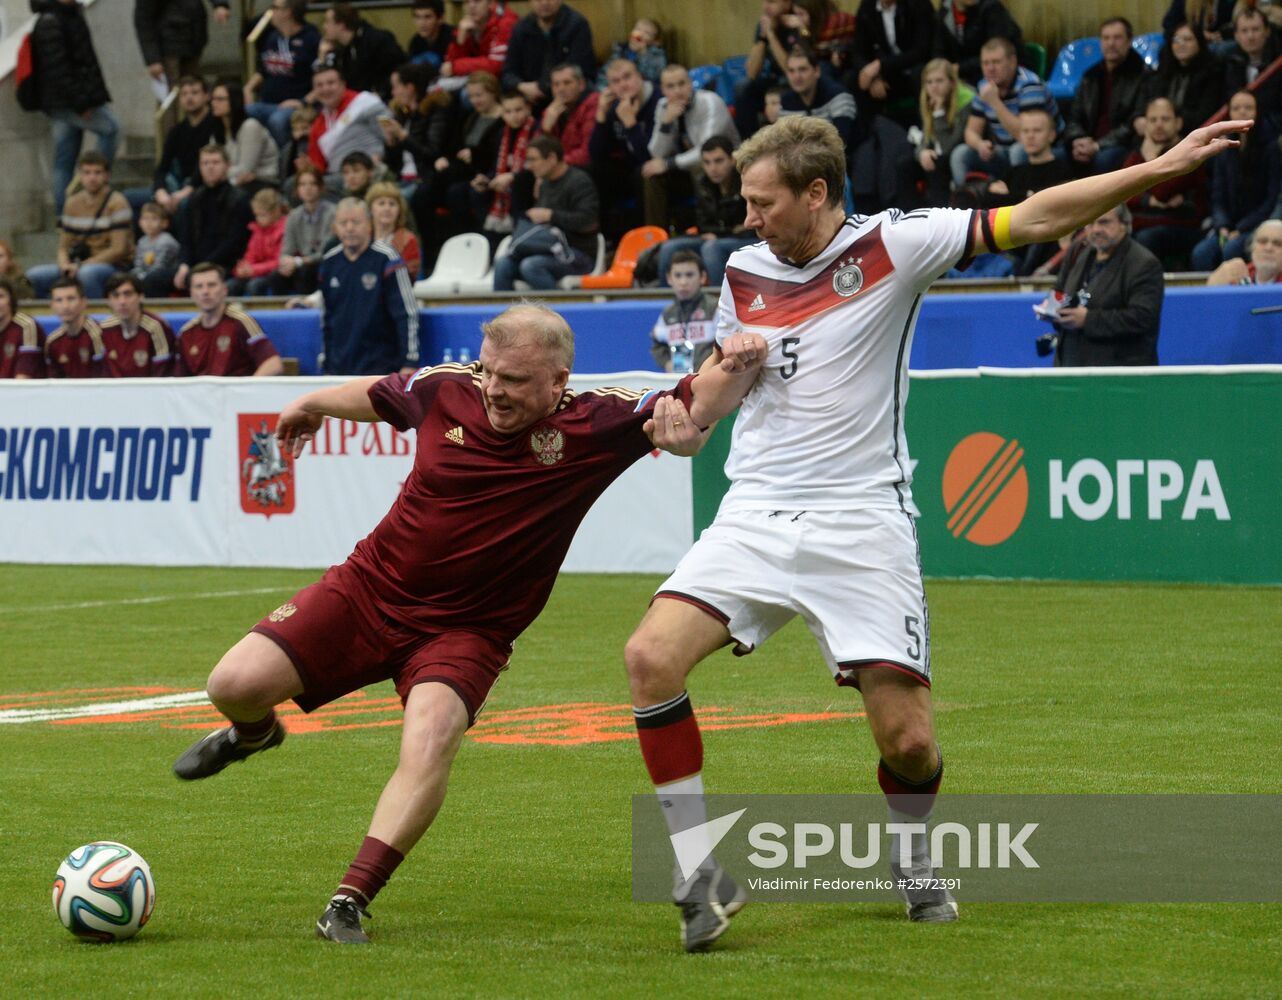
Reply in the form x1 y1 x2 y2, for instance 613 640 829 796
355 363 695 639
0 313 46 378
176 307 279 376
46 318 106 378
98 311 177 377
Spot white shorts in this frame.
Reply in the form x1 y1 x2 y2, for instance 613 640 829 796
657 508 931 687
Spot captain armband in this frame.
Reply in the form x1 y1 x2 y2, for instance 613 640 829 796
992 206 1015 250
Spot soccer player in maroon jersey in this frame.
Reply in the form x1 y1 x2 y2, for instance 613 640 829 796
99 273 177 377
45 277 105 378
173 302 768 943
174 263 284 377
0 276 45 379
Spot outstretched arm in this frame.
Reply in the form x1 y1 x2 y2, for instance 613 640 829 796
1000 120 1252 248
276 375 383 457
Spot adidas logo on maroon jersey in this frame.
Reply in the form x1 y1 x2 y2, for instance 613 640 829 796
445 426 464 445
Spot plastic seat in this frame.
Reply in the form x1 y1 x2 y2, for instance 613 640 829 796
1023 41 1047 79
556 233 608 290
1047 36 1101 100
689 64 722 92
579 226 668 290
717 55 749 107
413 233 490 297
1132 31 1164 70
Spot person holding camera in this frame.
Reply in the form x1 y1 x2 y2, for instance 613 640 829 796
27 151 133 300
1041 203 1164 366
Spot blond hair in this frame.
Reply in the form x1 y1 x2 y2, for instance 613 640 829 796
366 181 409 230
733 117 846 209
919 58 961 145
481 301 575 371
250 187 283 214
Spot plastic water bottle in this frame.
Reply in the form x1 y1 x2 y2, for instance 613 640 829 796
459 347 471 364
442 347 454 364
671 342 694 374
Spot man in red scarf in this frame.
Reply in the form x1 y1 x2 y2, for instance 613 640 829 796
471 89 536 233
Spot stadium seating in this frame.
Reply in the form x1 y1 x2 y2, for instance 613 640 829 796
717 55 748 108
1132 31 1164 69
1023 41 1048 79
1048 36 1102 100
689 64 721 92
1048 32 1166 100
413 233 491 297
579 226 667 290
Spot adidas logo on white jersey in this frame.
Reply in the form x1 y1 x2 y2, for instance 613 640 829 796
445 425 464 445
748 293 766 313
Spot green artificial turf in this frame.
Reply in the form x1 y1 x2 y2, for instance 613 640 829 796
1 566 1278 997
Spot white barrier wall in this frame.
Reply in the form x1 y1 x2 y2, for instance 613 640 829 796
0 375 693 572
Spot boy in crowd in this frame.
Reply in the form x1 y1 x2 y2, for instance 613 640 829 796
0 276 45 379
597 17 667 88
98 272 177 377
341 152 379 201
649 249 717 374
132 202 182 297
45 277 105 378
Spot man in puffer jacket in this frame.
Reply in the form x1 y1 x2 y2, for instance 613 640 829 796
133 0 230 87
30 0 120 215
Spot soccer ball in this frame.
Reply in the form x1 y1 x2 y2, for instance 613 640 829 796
52 841 155 942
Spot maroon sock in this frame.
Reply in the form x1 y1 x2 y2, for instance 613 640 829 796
878 753 943 818
232 709 277 745
336 836 405 908
633 692 703 785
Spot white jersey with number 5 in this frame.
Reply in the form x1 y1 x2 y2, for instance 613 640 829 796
715 207 979 515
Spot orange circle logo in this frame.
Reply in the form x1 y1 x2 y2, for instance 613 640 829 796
941 432 1029 546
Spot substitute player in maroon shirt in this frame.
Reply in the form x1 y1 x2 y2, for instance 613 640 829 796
0 276 44 379
175 263 283 377
45 277 105 378
173 302 767 944
99 273 177 377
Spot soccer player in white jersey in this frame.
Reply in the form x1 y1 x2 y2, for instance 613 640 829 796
624 113 1253 951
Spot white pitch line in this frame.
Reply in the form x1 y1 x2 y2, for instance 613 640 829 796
1 586 292 615
0 690 213 724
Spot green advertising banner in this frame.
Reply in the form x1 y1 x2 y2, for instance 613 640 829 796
693 368 1282 585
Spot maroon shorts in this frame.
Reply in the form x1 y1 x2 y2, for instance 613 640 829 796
251 565 511 726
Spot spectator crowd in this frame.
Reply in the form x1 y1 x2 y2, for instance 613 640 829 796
9 0 1282 377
